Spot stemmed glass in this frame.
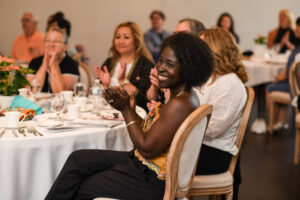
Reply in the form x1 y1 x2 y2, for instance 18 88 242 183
51 94 65 121
74 82 87 97
30 79 41 100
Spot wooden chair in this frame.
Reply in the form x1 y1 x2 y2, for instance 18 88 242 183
188 86 255 200
78 61 93 92
289 61 300 165
268 64 295 135
94 104 213 200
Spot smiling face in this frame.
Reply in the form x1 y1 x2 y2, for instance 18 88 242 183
114 26 135 56
157 46 183 89
44 30 67 56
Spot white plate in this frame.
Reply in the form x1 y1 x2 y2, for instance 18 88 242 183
37 120 63 127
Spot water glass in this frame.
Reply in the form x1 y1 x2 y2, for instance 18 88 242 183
30 79 41 99
51 94 65 121
74 82 87 97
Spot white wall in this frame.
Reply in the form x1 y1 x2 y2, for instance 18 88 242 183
1 0 300 70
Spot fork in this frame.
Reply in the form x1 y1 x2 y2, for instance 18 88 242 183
27 126 44 136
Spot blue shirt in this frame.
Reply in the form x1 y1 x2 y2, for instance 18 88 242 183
144 28 171 63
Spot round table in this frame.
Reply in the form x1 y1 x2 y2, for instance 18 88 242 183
0 107 146 200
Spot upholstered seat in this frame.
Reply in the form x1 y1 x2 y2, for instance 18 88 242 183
269 91 291 104
94 104 212 200
188 87 255 200
268 63 295 135
191 171 233 189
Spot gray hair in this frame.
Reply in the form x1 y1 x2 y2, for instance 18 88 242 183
47 27 68 44
179 18 205 36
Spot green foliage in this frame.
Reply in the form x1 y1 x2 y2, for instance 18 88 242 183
254 36 266 45
0 58 35 96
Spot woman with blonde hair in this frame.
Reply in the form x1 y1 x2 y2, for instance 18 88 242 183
94 21 154 111
195 27 248 200
267 9 296 53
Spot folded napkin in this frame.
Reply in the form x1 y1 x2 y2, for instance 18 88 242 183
11 95 42 115
0 107 36 120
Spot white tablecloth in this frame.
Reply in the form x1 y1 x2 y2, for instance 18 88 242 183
0 108 146 200
243 58 285 86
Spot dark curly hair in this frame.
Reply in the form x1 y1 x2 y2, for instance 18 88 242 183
160 32 214 90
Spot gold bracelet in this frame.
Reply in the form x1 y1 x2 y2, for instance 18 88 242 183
126 120 137 128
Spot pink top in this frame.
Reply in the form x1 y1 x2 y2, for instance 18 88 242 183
11 30 44 62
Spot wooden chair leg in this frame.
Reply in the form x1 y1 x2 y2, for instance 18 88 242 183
294 128 300 165
225 191 233 200
268 100 275 135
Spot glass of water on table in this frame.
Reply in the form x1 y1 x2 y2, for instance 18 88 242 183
51 94 65 121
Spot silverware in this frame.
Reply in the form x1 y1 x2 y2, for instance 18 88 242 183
27 126 44 136
18 127 27 137
0 129 5 138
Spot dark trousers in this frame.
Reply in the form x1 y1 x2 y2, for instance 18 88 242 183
45 150 165 200
196 144 241 200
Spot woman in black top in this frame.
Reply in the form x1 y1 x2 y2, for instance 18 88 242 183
267 9 296 53
27 27 79 93
94 21 154 111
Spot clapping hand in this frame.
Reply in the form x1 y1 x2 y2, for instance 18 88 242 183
103 87 134 111
94 65 111 87
118 62 127 84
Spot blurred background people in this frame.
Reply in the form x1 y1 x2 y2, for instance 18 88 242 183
27 28 79 93
267 9 296 54
47 12 90 64
174 18 205 36
217 12 240 44
11 12 44 63
266 16 300 131
94 22 154 111
144 10 171 64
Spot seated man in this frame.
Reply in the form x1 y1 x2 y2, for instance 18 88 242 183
27 28 79 93
11 12 44 63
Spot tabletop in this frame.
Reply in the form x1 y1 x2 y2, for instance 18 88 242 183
0 105 146 200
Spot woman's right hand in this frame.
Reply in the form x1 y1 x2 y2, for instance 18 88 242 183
103 87 131 111
94 65 111 87
149 67 159 87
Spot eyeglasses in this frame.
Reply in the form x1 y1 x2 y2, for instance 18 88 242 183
44 40 65 45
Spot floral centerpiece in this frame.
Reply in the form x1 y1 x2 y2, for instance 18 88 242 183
254 34 267 45
0 56 34 96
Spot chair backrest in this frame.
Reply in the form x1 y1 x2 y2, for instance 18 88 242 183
164 104 212 200
228 86 255 175
78 61 93 91
289 61 300 97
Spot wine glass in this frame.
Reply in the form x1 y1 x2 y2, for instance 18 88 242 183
51 94 65 121
30 79 41 100
74 82 87 97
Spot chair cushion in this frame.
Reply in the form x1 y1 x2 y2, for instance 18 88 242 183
191 171 233 188
270 91 291 104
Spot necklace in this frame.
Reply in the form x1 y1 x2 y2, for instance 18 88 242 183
173 84 186 98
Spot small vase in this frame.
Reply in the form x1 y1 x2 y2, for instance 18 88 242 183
0 95 15 109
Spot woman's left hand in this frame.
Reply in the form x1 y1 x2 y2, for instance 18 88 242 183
103 87 131 111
